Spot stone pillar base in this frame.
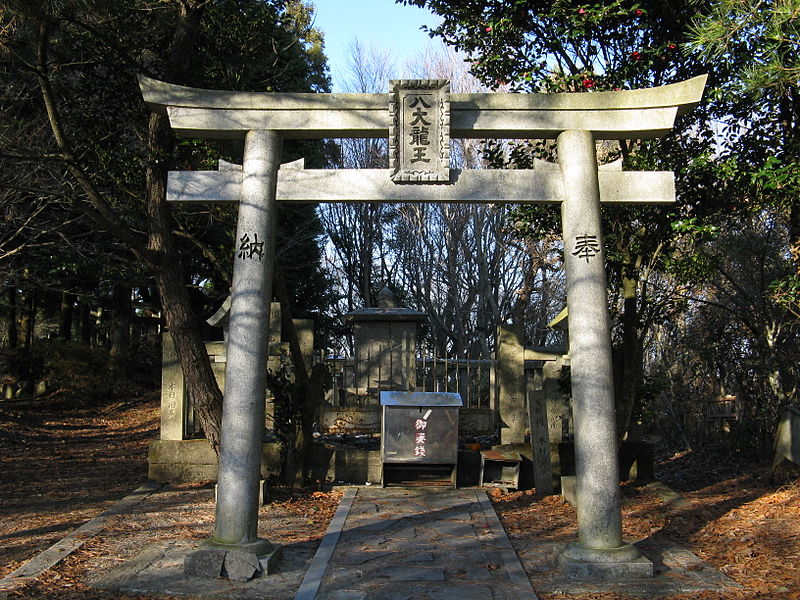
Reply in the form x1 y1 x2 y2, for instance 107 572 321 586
184 540 282 581
557 542 653 580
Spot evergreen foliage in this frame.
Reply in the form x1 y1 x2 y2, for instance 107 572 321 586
398 0 799 455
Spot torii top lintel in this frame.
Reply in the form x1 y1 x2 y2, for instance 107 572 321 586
138 74 707 141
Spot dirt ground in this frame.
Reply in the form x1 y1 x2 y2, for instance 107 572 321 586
0 391 161 578
1 391 798 599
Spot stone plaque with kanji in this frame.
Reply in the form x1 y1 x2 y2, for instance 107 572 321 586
389 79 450 182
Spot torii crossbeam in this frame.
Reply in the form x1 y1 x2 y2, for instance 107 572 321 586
140 74 706 581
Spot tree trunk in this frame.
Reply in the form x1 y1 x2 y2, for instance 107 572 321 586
6 287 18 350
764 323 792 406
140 1 223 452
18 288 34 352
146 107 223 449
108 284 131 372
616 271 643 441
276 269 307 485
14 287 36 390
32 1 223 452
58 291 74 340
790 202 800 276
79 299 91 344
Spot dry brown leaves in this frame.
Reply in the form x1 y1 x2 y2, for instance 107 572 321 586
490 464 800 600
665 473 800 600
3 390 799 600
0 388 344 600
5 483 344 600
0 392 160 578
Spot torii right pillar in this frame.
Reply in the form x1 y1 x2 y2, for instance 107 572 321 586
553 77 707 578
557 129 652 577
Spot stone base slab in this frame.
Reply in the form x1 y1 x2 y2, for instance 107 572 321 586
258 545 282 576
557 542 654 580
91 539 312 598
512 534 741 596
184 540 282 582
151 442 484 487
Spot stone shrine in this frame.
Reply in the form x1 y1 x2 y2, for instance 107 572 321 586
345 286 426 397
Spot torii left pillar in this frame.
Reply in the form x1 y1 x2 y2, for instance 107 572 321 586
185 130 283 578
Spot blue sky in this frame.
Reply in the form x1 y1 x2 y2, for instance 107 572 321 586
312 0 442 91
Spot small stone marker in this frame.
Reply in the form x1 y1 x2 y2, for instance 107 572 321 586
528 368 555 495
774 406 799 465
497 324 526 444
159 333 186 441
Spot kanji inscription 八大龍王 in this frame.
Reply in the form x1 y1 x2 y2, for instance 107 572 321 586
390 79 450 182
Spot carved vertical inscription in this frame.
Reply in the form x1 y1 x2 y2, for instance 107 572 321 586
390 79 450 182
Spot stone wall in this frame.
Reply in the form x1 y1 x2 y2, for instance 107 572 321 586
151 302 312 482
148 440 281 483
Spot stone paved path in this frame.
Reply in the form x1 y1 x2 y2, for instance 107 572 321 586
295 487 538 600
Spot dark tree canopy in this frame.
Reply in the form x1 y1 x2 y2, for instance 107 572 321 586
0 0 334 449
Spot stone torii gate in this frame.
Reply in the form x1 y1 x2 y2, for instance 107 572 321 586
140 75 706 580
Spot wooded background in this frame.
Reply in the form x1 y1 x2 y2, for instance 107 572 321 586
1 0 797 461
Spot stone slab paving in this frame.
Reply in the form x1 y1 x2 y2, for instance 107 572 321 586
512 535 742 597
296 487 539 600
85 483 740 600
